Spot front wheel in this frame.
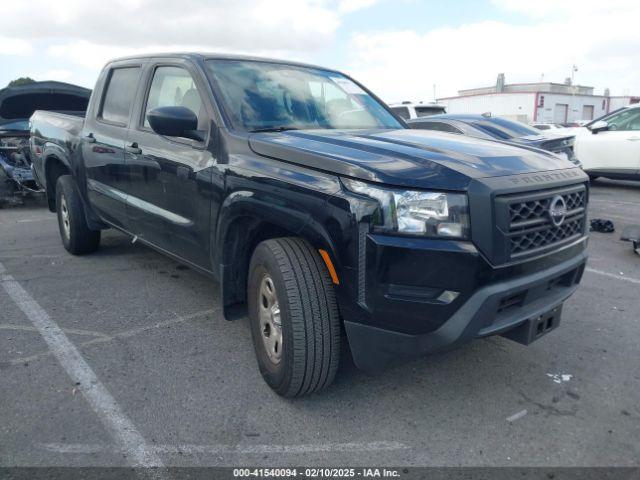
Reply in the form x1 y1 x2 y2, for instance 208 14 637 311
248 238 341 397
56 175 100 255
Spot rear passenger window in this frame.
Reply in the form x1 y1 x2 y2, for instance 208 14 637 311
100 67 140 125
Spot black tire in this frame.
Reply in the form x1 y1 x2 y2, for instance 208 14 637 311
56 175 100 255
248 237 341 397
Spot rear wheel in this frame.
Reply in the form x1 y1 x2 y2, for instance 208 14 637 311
56 175 100 255
248 237 341 397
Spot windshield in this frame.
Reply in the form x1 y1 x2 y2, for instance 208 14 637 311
469 117 541 140
205 60 402 132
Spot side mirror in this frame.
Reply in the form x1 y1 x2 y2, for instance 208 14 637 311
147 106 204 141
588 120 609 134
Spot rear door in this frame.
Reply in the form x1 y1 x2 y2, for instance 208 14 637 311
125 59 216 268
83 62 143 230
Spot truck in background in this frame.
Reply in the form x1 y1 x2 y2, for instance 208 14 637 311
0 81 90 193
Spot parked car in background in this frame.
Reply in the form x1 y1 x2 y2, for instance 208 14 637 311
408 114 581 166
0 81 90 192
574 103 640 181
30 53 588 396
389 101 446 120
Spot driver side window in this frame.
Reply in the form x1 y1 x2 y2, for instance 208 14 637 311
144 66 204 130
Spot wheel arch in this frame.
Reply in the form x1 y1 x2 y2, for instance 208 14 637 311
43 154 72 212
214 192 343 321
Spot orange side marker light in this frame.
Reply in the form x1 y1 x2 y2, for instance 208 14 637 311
318 249 340 285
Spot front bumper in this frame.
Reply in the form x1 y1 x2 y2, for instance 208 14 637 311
344 248 587 371
0 151 41 192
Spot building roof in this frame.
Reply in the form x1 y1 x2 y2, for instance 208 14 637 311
458 81 594 95
441 74 597 100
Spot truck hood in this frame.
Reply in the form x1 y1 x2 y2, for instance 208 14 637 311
248 129 579 190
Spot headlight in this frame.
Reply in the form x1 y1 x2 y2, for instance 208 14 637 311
342 178 470 239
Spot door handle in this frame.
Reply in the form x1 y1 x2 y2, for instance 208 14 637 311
125 142 142 154
627 137 640 141
83 133 96 143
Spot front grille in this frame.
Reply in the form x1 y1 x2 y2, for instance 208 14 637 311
509 190 585 224
510 216 583 255
496 184 587 260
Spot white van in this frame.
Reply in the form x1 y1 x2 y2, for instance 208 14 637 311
389 101 446 120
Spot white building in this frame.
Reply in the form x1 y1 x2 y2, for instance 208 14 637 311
438 74 639 124
609 95 640 111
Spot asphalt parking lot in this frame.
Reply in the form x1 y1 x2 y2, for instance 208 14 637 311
1 179 639 469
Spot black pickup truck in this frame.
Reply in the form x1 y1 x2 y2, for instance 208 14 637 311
30 53 589 397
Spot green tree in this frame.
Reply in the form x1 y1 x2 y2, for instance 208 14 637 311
7 77 36 87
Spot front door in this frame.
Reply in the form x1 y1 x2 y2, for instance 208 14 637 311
125 62 216 269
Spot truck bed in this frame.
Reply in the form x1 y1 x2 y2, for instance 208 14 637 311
29 110 87 192
30 110 85 146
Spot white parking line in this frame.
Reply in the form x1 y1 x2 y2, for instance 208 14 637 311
0 217 56 225
0 261 165 470
585 267 640 285
40 441 409 455
0 323 111 338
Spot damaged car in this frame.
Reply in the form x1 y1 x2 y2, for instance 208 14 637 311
0 81 90 193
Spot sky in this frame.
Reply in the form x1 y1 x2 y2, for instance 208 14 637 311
1 0 639 103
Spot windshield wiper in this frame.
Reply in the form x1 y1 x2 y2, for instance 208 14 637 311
249 126 301 133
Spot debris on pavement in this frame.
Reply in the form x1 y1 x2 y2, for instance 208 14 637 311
590 218 615 233
506 409 528 423
546 373 573 384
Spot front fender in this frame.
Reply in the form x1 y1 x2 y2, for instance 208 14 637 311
212 161 343 319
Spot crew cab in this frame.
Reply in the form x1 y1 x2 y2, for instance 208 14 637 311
30 54 589 397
